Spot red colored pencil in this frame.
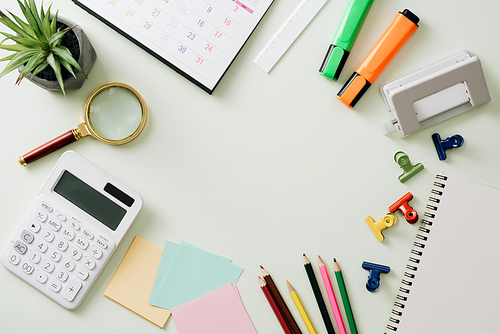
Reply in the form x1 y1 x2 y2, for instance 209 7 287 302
260 276 292 334
261 265 302 334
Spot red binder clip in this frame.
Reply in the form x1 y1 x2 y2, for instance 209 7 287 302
389 192 418 224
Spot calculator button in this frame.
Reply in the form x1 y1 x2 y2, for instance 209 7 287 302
82 229 94 240
62 258 75 272
90 246 103 259
20 230 34 244
69 247 82 261
40 202 53 212
34 240 48 253
76 267 89 280
63 279 82 302
55 211 66 221
69 220 80 231
70 217 82 230
42 229 55 242
28 250 41 264
55 238 69 251
47 219 61 231
42 259 55 273
49 280 61 292
61 228 75 241
21 261 34 274
34 209 47 222
49 249 62 262
75 237 89 250
96 238 108 249
28 220 41 233
8 252 21 265
55 269 69 282
35 270 48 283
13 240 28 255
83 257 96 270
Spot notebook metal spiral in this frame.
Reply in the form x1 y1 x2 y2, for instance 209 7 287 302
386 174 448 332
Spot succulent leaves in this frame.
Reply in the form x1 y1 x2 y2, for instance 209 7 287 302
0 0 86 95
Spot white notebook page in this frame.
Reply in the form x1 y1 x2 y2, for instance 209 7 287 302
388 173 500 333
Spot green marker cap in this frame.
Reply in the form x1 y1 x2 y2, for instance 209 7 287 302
319 0 374 80
319 46 349 81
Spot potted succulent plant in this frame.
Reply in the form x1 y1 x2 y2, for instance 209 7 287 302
0 0 96 95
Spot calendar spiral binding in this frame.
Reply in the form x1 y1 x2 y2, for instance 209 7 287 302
386 173 448 332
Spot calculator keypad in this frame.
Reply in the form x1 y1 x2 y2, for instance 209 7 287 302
4 199 114 305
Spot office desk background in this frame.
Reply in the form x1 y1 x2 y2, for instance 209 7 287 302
1 0 498 333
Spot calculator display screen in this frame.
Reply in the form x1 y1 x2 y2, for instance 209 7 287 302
53 171 126 231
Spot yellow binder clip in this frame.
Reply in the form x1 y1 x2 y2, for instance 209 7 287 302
365 213 397 242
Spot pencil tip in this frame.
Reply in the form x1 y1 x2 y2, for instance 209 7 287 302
286 280 290 285
333 258 340 271
259 276 266 287
318 255 322 259
260 266 269 276
260 265 264 269
303 253 306 256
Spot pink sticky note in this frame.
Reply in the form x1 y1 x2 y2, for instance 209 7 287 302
172 283 257 334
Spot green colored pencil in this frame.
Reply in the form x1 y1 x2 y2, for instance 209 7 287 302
333 258 358 334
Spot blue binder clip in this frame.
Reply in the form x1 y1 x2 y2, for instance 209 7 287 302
362 261 390 292
432 133 464 161
394 151 424 183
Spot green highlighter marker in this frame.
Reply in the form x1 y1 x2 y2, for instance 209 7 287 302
319 0 374 80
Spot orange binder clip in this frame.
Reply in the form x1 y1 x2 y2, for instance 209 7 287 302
366 213 397 242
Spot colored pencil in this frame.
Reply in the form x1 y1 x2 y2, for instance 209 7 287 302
260 276 292 334
303 254 336 334
287 280 318 334
318 256 347 334
333 258 358 334
261 265 302 334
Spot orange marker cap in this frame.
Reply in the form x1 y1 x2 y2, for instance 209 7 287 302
337 9 419 108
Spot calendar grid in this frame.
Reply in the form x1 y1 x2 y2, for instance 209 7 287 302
74 0 274 93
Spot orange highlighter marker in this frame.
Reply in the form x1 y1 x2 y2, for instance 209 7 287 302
337 9 419 108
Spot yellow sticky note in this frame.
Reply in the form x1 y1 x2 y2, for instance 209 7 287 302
103 236 171 328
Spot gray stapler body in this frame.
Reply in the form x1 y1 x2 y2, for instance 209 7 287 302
380 50 491 138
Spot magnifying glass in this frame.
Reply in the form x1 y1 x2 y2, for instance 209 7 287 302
19 82 147 166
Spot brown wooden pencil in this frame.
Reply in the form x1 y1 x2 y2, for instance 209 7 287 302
261 265 303 334
260 276 292 334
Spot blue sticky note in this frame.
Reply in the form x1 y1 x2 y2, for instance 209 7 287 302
150 241 242 309
149 240 181 304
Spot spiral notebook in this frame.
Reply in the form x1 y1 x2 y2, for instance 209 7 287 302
386 173 500 333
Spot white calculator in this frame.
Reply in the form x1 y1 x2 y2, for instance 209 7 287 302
0 151 142 310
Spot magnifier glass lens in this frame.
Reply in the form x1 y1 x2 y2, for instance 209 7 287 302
88 87 143 141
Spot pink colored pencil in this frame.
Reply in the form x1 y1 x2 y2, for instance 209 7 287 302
318 256 347 334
